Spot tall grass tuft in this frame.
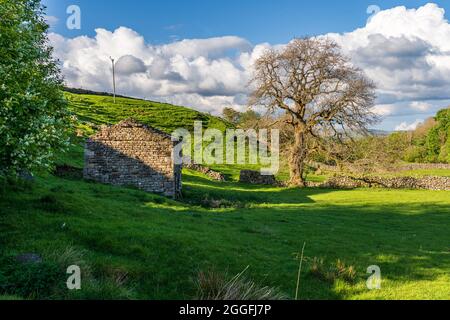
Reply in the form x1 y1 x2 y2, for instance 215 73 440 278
195 267 286 300
309 257 356 284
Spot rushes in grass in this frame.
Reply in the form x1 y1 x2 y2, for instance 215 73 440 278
309 257 356 284
43 246 135 299
195 266 286 300
44 246 91 277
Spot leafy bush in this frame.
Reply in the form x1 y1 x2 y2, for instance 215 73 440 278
0 0 70 175
403 145 427 163
423 108 450 163
438 134 450 163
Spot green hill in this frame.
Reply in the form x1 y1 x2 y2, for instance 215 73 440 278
62 90 238 172
65 91 233 136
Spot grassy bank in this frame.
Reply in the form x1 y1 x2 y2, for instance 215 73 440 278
65 92 233 135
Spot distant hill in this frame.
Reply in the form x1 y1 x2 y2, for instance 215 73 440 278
64 87 141 100
65 89 233 135
369 129 392 136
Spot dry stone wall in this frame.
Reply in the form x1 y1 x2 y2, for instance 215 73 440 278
84 119 181 198
397 163 450 171
310 161 450 174
184 162 226 181
321 175 450 191
239 170 277 185
236 169 450 191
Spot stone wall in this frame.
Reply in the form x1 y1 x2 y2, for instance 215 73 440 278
310 161 450 174
321 175 450 191
236 169 450 190
239 170 277 185
397 163 450 171
84 119 181 198
184 162 226 181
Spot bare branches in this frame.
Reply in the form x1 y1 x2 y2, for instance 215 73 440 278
248 37 379 186
250 37 377 131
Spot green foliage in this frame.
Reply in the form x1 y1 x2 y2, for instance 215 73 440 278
222 107 241 124
434 109 450 162
0 256 64 299
239 110 261 125
425 126 441 162
0 0 70 175
403 145 427 163
358 107 450 164
399 107 450 163
221 107 261 128
438 132 450 163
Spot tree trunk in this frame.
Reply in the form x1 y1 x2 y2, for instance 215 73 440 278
289 126 307 187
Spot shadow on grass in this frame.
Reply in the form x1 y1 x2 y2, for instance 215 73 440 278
267 202 450 296
182 173 335 206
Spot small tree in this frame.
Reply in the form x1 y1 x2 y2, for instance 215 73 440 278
249 37 378 186
222 107 241 125
0 0 69 175
239 110 261 129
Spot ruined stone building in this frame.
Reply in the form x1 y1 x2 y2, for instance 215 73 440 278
84 119 182 198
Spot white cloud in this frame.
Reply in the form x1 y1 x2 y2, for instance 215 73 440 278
44 15 59 27
327 3 450 118
395 119 423 131
115 55 147 75
410 101 432 111
49 3 450 126
49 27 260 113
160 36 252 59
372 104 396 116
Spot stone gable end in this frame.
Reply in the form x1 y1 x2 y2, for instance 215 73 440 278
84 119 182 198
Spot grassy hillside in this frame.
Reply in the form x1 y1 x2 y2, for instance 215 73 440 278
65 92 233 135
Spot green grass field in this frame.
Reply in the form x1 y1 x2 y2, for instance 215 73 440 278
0 92 449 300
0 168 449 300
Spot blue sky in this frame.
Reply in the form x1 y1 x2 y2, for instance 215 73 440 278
44 0 450 44
43 1 450 131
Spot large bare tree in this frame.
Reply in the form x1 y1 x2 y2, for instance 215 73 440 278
249 37 378 186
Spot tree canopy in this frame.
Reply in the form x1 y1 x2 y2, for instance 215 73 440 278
0 0 69 175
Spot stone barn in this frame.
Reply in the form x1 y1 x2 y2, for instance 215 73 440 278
84 119 182 198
